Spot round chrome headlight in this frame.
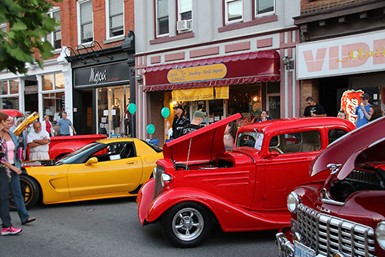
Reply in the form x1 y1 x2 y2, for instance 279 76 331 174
287 192 299 213
376 221 385 250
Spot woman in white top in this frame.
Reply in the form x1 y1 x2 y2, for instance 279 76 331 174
41 115 55 137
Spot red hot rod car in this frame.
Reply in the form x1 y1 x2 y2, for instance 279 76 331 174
276 116 385 257
137 113 355 247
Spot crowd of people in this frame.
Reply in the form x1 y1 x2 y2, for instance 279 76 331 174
303 93 384 128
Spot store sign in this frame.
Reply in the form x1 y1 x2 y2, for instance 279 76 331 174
167 63 227 83
74 62 130 88
172 87 214 102
297 29 385 79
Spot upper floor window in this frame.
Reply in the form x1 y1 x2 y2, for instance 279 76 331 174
177 0 192 32
78 0 93 44
156 0 169 36
225 0 243 24
178 0 192 20
255 0 275 17
106 0 124 38
46 8 61 50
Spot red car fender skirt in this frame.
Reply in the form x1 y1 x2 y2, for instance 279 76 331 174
143 187 291 232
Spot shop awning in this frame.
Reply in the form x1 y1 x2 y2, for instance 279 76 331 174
143 50 280 92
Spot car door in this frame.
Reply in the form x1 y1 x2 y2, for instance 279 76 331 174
262 129 322 210
67 142 143 198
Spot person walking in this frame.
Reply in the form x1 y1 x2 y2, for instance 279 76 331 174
2 114 36 227
355 93 374 128
181 110 205 136
303 97 326 117
41 115 55 137
56 111 77 136
0 112 23 236
171 103 190 139
27 121 50 161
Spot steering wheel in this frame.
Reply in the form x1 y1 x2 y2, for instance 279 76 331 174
269 147 283 154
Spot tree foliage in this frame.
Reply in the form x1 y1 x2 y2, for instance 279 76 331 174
0 0 61 74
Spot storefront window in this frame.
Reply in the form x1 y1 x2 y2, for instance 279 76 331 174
0 80 19 109
0 97 18 109
97 85 130 136
43 92 65 123
55 73 64 89
0 81 8 95
43 73 64 91
43 74 54 91
10 80 19 94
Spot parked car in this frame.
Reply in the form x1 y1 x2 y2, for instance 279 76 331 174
276 116 385 257
14 138 163 209
137 114 355 247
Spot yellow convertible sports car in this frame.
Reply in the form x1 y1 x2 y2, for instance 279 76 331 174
15 138 163 209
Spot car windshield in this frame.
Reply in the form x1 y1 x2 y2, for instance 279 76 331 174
236 131 264 150
56 142 104 165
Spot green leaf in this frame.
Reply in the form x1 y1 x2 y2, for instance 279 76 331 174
12 21 27 31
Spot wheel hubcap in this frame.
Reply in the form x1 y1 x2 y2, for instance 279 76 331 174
172 207 204 241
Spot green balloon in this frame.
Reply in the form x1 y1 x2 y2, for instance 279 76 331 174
128 103 137 115
146 124 155 135
161 107 170 119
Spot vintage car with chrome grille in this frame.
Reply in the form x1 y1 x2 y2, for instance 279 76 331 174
137 113 355 247
276 116 385 257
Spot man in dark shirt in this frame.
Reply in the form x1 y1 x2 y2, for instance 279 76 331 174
181 110 205 136
303 96 326 117
171 103 190 139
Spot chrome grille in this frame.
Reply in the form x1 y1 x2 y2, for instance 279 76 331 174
153 165 164 200
297 204 376 257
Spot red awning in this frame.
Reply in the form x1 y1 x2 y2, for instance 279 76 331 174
143 50 280 92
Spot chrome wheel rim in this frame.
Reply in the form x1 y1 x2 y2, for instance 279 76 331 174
171 207 204 242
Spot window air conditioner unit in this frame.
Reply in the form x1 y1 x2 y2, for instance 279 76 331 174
177 20 192 31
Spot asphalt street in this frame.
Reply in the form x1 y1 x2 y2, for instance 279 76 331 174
0 198 279 257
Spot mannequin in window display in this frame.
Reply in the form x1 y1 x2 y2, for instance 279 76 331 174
112 98 121 134
124 98 131 136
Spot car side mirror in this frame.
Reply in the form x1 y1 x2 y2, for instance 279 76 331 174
86 157 98 166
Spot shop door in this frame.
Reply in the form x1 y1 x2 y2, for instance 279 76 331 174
267 94 280 119
82 91 93 134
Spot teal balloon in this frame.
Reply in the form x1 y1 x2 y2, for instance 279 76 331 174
161 107 170 119
146 124 155 135
128 103 137 115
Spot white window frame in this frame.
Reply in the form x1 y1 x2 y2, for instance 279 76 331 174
178 0 192 21
105 0 124 40
46 7 62 50
77 0 94 45
254 0 275 18
156 0 169 37
225 0 243 25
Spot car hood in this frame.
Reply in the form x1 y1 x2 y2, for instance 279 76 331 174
1 109 23 117
163 113 242 163
336 137 385 180
311 116 385 177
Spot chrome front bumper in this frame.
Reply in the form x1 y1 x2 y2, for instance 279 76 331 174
276 232 294 257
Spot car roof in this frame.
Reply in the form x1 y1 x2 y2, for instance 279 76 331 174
238 117 354 134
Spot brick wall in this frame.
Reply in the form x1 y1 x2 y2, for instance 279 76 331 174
55 0 135 55
300 0 370 14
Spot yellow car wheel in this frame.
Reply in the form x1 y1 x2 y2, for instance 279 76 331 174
9 176 40 210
